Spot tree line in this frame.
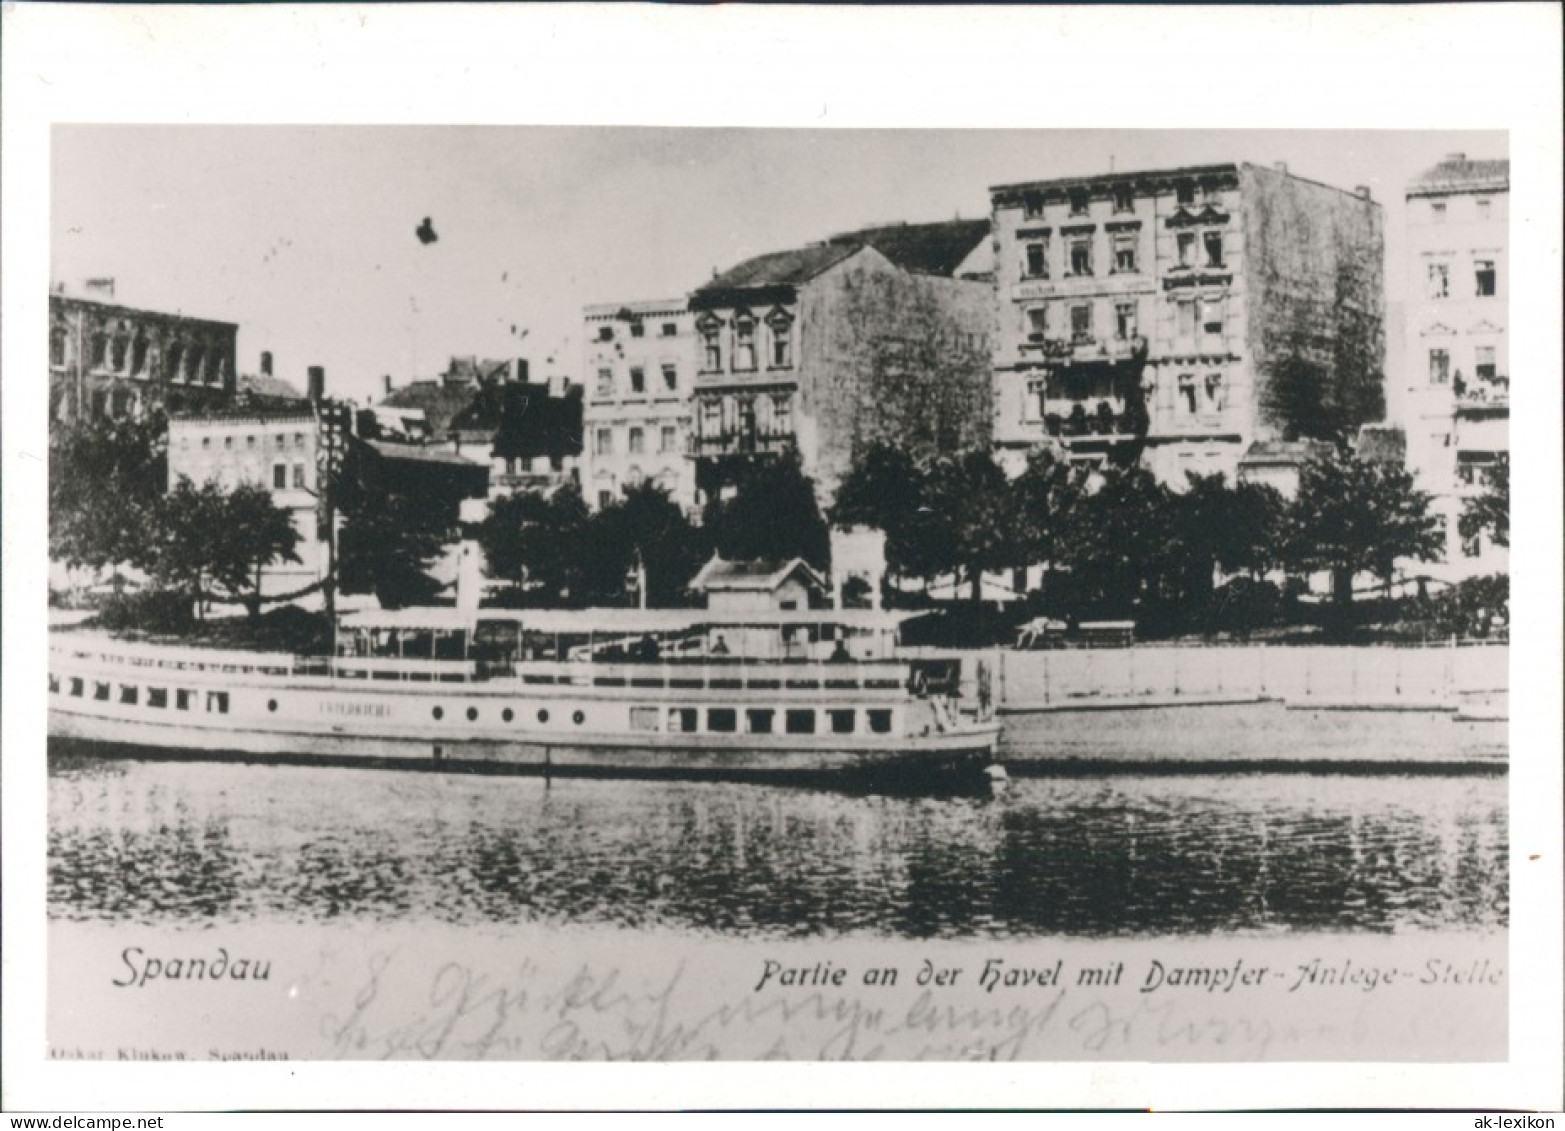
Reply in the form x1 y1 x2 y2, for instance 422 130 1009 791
50 414 1506 638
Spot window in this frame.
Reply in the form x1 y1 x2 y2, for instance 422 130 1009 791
1431 201 1447 224
50 330 67 367
1426 262 1450 299
785 709 816 734
1204 373 1226 412
165 343 184 380
273 464 288 489
132 335 148 375
629 366 645 394
707 708 738 733
69 677 84 697
1176 299 1196 340
746 708 775 734
1474 259 1496 297
828 709 856 735
668 707 698 733
734 316 757 371
596 367 613 396
1429 348 1450 385
660 425 677 454
1474 346 1497 382
772 394 792 435
246 435 256 449
1113 185 1135 213
201 436 211 450
1069 303 1093 344
768 318 792 368
1024 241 1048 278
1026 306 1049 341
661 322 678 337
661 363 678 391
1176 181 1196 206
1114 302 1137 341
1179 374 1198 414
293 463 306 489
1475 197 1491 221
868 709 893 734
595 428 613 456
597 326 614 342
1203 231 1224 267
628 427 644 455
148 687 168 708
701 324 722 371
701 399 720 438
1067 235 1093 277
119 684 138 705
1176 231 1196 268
1200 297 1224 340
598 490 613 509
1022 191 1044 219
630 707 659 731
176 689 193 710
1068 188 1089 215
93 681 110 701
1112 233 1137 273
629 321 644 338
111 336 129 372
189 347 206 383
207 691 229 714
1023 378 1045 423
294 433 305 448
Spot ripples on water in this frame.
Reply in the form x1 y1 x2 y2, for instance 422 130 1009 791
48 746 1507 938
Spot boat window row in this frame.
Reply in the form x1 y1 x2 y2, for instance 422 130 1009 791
523 671 908 693
662 706 894 736
52 674 228 714
53 647 290 677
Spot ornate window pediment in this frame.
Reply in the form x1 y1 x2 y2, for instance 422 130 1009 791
1164 205 1230 229
763 305 794 330
1468 319 1504 336
1421 322 1456 337
695 311 723 334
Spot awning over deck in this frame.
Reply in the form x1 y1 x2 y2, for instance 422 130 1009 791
339 607 923 636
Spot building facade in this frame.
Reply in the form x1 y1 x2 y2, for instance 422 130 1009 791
166 404 325 601
1390 154 1509 578
688 220 994 506
581 300 697 510
50 293 238 425
989 163 1384 485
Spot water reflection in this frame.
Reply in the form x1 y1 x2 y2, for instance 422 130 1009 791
49 749 1507 937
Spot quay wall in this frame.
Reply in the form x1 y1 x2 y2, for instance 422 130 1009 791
914 643 1508 712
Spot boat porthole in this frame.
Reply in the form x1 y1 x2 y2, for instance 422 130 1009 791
466 707 478 722
502 708 514 723
267 699 278 712
537 708 550 723
572 710 585 726
432 706 444 720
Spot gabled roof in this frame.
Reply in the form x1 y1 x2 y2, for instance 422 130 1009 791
238 372 304 400
380 381 481 439
1407 156 1508 197
448 381 585 460
688 554 829 594
1238 439 1334 468
693 219 991 300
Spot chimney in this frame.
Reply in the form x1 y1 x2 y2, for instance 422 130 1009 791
516 358 530 384
260 351 274 377
1273 161 1288 175
1355 185 1372 200
84 277 116 300
382 374 393 397
1445 152 1466 162
307 365 325 403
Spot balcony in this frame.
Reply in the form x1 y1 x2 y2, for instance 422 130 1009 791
687 430 797 458
1041 401 1145 441
1453 375 1509 414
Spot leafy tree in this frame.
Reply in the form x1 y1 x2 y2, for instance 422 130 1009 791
1009 446 1084 602
1176 473 1285 580
581 482 707 607
702 453 830 570
338 487 451 609
477 484 590 605
916 450 1016 600
1459 456 1509 550
1283 449 1444 621
1058 466 1177 618
49 413 168 575
829 443 929 583
143 479 301 620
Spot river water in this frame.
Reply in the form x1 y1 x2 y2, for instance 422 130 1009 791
47 707 1507 939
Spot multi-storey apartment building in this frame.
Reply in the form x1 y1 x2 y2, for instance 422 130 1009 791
167 402 325 601
989 163 1385 485
1391 154 1509 578
687 220 993 506
49 291 238 425
581 300 697 510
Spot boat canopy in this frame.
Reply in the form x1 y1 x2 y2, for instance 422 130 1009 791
339 606 922 635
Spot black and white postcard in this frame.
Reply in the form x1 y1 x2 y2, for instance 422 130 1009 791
3 2 1560 1114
